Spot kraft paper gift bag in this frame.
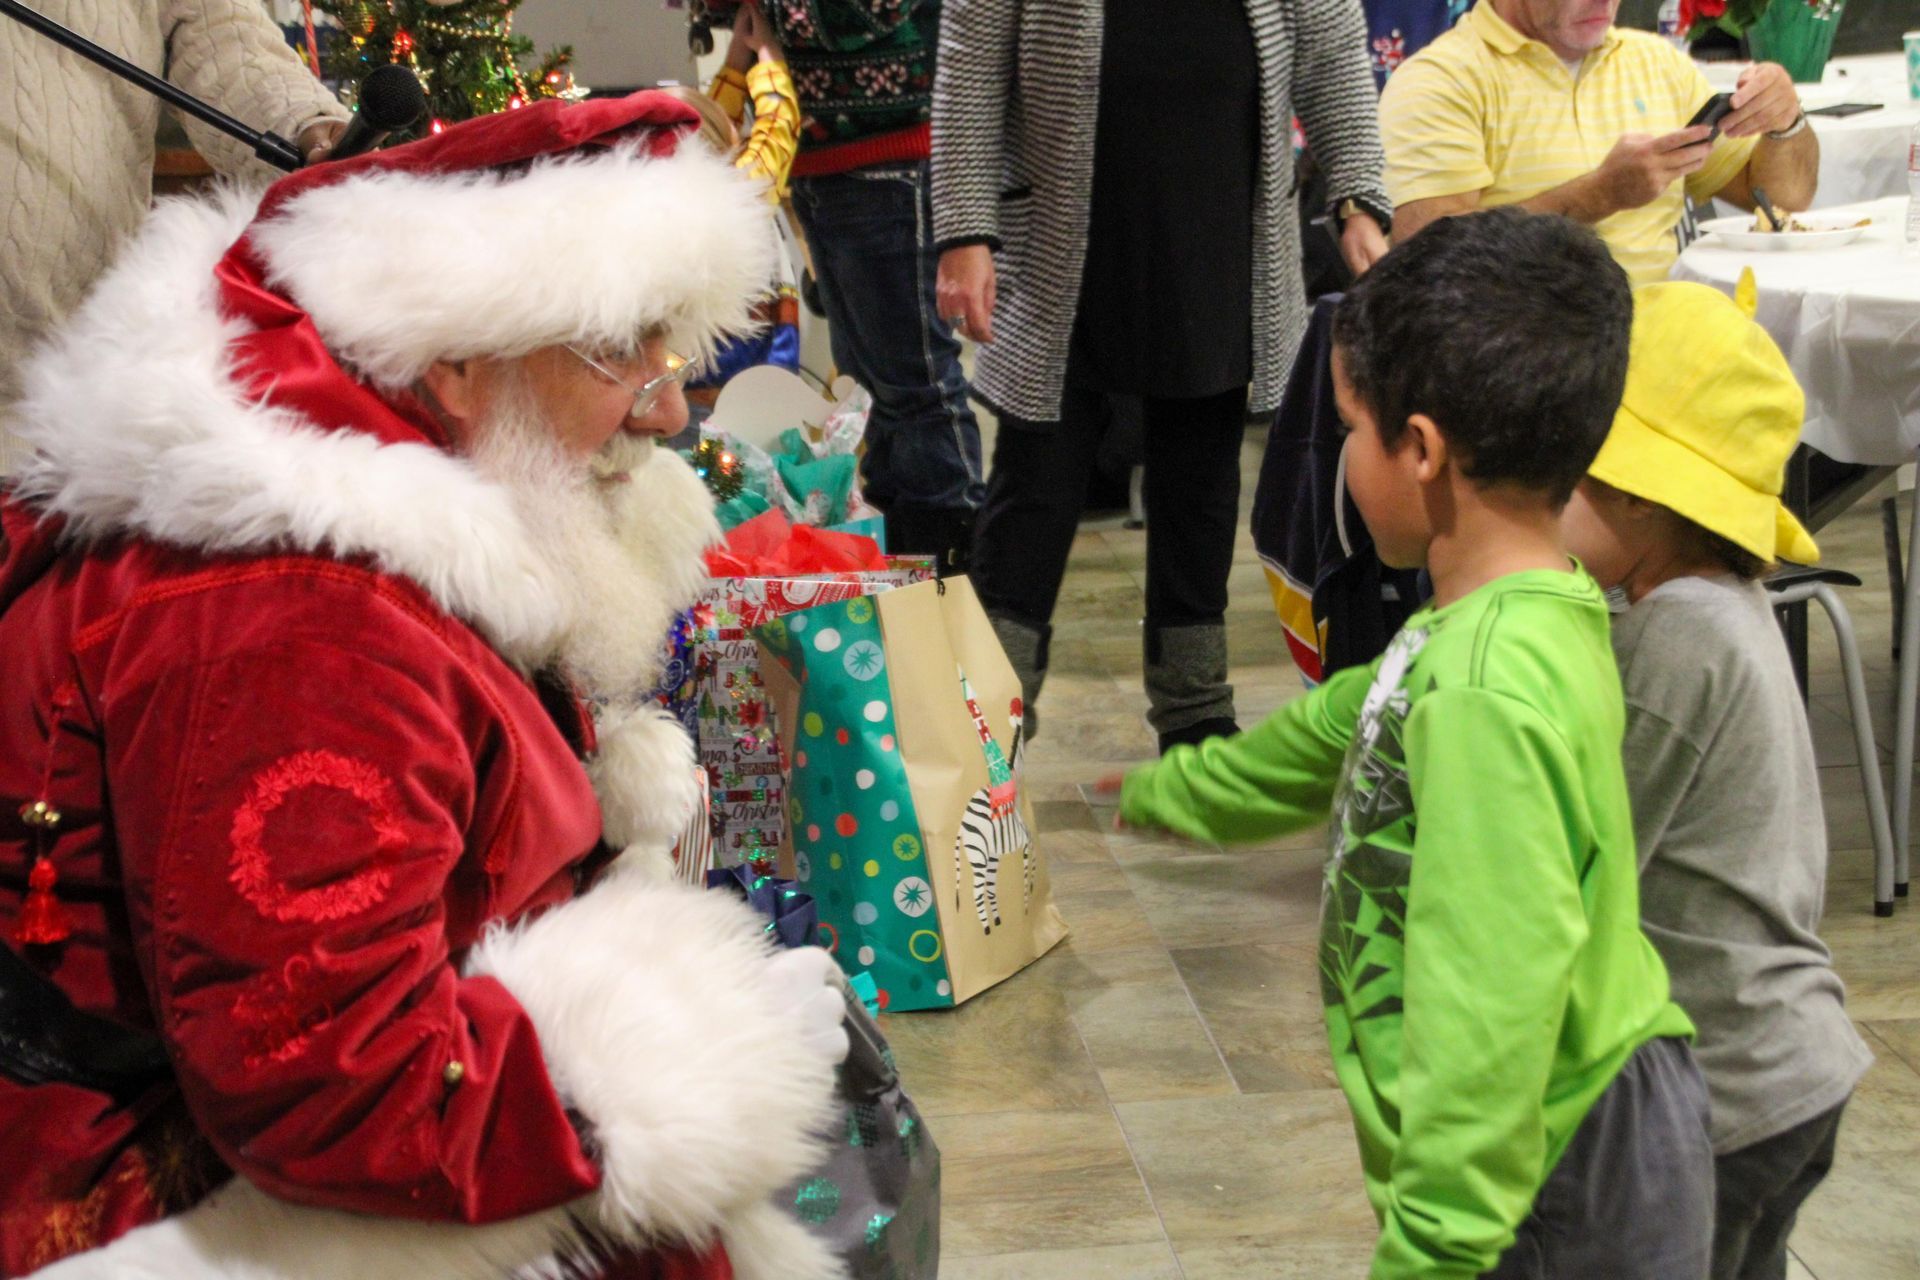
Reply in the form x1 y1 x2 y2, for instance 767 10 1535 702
755 577 1068 1011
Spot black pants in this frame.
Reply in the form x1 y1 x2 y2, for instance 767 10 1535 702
1711 1099 1848 1280
971 385 1247 632
1483 1037 1715 1279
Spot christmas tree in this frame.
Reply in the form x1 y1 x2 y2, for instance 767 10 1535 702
309 0 583 135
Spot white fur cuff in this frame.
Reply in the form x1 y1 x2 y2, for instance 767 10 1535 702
465 875 838 1249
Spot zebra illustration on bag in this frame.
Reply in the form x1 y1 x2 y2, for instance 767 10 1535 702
953 667 1032 934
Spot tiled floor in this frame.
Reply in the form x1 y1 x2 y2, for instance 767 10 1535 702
886 435 1920 1279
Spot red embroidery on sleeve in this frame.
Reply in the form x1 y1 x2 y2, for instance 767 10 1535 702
229 950 336 1067
228 750 409 922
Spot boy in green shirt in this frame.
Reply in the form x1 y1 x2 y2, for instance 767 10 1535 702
1118 209 1709 1279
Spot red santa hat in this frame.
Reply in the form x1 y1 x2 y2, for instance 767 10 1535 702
221 91 778 391
7 93 770 689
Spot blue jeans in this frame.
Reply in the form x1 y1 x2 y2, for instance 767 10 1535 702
790 162 984 514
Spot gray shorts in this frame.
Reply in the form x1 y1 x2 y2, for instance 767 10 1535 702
1483 1036 1715 1280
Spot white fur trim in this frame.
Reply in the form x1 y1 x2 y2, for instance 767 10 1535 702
4 190 567 664
2 174 732 670
250 144 777 390
27 874 848 1280
465 875 839 1248
23 1178 585 1280
721 1202 847 1280
607 842 679 882
589 705 703 851
24 1178 846 1280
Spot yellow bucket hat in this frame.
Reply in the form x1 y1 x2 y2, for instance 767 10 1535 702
1589 275 1818 566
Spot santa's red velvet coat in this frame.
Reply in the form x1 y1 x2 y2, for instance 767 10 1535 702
0 97 837 1280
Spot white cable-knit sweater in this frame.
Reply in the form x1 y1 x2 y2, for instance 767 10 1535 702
1 0 346 456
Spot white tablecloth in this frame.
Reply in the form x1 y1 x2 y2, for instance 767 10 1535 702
1671 195 1920 466
1701 53 1918 210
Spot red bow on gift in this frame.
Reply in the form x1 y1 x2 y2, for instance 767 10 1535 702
703 511 888 577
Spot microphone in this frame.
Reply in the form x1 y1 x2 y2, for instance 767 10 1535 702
325 65 429 162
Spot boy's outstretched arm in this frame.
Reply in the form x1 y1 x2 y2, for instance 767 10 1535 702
1373 687 1591 1280
1118 664 1372 843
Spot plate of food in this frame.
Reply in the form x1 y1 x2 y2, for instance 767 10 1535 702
1699 211 1875 251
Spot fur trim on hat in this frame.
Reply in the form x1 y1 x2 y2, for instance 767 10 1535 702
249 142 777 389
3 185 722 674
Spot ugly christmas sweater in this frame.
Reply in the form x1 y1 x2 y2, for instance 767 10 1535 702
758 0 939 175
1121 568 1694 1280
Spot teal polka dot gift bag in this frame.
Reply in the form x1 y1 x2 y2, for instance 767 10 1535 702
755 578 1068 1012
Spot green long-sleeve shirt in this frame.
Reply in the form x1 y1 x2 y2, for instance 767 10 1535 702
1121 568 1692 1280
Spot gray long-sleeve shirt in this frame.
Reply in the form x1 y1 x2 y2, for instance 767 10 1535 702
1614 574 1872 1154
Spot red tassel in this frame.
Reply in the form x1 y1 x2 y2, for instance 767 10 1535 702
15 858 72 946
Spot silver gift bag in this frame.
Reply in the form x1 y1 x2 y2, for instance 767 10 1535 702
785 990 940 1278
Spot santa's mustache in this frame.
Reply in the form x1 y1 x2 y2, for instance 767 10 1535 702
466 377 719 699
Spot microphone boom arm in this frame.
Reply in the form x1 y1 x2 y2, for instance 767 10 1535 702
0 0 305 171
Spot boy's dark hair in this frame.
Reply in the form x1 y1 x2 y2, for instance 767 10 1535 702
1333 208 1633 506
1685 519 1772 581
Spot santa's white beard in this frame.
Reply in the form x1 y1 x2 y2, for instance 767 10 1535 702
467 379 718 700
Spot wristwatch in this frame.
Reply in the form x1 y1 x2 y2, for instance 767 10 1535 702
1766 110 1809 141
1336 196 1393 237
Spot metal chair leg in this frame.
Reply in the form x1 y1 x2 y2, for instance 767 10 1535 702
1895 488 1920 899
1884 495 1905 661
1803 585 1899 915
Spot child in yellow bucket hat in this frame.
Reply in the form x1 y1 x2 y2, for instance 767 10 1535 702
1568 274 1819 579
1562 275 1873 1280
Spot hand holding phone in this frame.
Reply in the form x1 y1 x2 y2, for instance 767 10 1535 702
1687 92 1736 140
1591 128 1714 214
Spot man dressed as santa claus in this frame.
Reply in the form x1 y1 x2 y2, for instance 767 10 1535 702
0 93 851 1280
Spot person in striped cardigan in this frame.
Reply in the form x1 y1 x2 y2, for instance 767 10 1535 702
932 0 1391 753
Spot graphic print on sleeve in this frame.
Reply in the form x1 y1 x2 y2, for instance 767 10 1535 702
1321 626 1428 1056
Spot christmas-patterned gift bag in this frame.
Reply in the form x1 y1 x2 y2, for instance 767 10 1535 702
676 564 934 871
755 577 1068 1012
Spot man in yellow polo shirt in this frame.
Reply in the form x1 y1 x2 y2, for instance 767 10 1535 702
1380 0 1818 283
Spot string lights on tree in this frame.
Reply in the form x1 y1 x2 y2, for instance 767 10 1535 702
305 0 584 136
688 438 746 502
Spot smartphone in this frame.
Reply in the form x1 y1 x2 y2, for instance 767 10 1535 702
1686 92 1736 139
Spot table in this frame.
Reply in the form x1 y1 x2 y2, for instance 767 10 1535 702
1673 196 1919 466
1674 196 1920 912
1700 52 1918 210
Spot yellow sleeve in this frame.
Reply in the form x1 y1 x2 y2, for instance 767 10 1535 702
1380 53 1495 206
707 66 750 121
734 59 801 201
1681 56 1758 203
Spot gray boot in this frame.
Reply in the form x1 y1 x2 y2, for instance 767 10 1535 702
1144 623 1238 749
989 613 1051 741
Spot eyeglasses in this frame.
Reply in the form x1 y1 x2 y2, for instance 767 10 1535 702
565 344 697 419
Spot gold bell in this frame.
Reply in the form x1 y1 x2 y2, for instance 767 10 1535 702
442 1060 467 1088
18 801 61 831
